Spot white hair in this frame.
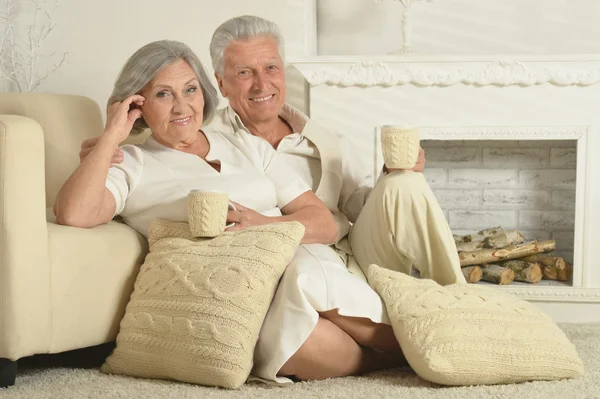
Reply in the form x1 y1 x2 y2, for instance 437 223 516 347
209 15 285 76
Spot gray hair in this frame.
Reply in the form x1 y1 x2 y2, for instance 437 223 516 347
209 15 285 76
109 40 219 135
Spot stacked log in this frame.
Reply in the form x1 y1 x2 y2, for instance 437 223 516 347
462 266 483 283
454 227 571 285
522 255 573 281
481 264 514 285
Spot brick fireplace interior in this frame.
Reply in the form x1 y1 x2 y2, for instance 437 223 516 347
423 139 576 286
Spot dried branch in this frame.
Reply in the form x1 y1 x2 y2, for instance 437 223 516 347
0 0 67 92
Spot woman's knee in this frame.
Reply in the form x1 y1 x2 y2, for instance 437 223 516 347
278 316 362 380
278 317 330 377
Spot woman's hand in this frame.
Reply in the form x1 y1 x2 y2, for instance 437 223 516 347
387 146 426 173
79 95 143 163
103 94 145 144
225 202 270 232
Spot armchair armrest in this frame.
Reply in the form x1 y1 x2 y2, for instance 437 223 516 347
0 115 51 360
46 212 148 354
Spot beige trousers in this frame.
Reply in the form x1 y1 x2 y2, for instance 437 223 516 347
349 170 466 286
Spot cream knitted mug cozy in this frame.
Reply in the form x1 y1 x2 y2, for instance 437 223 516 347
381 126 420 170
188 190 235 237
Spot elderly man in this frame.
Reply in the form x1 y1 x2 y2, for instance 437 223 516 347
205 15 466 383
80 15 464 384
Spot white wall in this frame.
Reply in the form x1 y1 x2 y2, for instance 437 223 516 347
318 0 600 55
13 0 600 116
28 0 315 117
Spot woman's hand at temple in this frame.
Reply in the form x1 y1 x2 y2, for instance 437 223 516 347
104 94 145 143
79 95 144 163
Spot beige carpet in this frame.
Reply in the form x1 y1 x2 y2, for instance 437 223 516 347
2 323 599 399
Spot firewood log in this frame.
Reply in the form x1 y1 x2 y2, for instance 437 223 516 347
456 241 484 252
499 259 543 283
482 230 525 249
522 255 573 281
454 227 504 244
455 228 524 246
462 266 483 283
482 264 515 285
562 262 574 282
459 240 556 267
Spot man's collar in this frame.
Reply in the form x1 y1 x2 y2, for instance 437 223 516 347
226 103 309 136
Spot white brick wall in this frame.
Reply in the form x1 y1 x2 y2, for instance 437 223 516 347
424 140 576 263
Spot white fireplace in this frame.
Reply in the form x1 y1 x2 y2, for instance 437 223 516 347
291 55 600 323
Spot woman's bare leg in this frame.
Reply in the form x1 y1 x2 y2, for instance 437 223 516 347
278 316 400 380
320 309 405 357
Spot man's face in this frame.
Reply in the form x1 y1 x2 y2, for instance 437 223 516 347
216 36 286 125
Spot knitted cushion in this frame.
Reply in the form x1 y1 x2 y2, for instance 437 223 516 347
367 264 584 386
101 220 305 389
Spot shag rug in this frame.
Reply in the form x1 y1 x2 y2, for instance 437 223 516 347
1 323 599 399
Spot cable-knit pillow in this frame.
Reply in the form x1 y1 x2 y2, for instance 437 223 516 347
101 220 305 389
367 264 584 386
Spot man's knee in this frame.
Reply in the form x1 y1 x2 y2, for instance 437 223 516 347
379 170 429 195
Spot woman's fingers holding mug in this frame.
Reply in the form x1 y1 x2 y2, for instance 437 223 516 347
229 201 247 211
226 208 241 225
225 206 269 231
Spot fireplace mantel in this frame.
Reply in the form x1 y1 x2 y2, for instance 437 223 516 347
290 55 600 323
290 55 600 88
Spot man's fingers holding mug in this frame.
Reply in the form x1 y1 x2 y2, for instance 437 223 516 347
411 147 426 172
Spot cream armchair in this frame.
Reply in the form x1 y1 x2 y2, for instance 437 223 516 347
0 93 148 387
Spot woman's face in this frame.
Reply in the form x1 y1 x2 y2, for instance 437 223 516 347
140 60 205 147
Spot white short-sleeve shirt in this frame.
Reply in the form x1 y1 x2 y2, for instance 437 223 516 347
105 129 310 237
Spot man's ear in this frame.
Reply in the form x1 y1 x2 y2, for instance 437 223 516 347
215 72 227 98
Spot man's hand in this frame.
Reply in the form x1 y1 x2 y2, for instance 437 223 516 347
80 136 124 163
225 202 270 232
388 146 426 173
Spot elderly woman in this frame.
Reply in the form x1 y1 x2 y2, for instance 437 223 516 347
55 40 337 249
